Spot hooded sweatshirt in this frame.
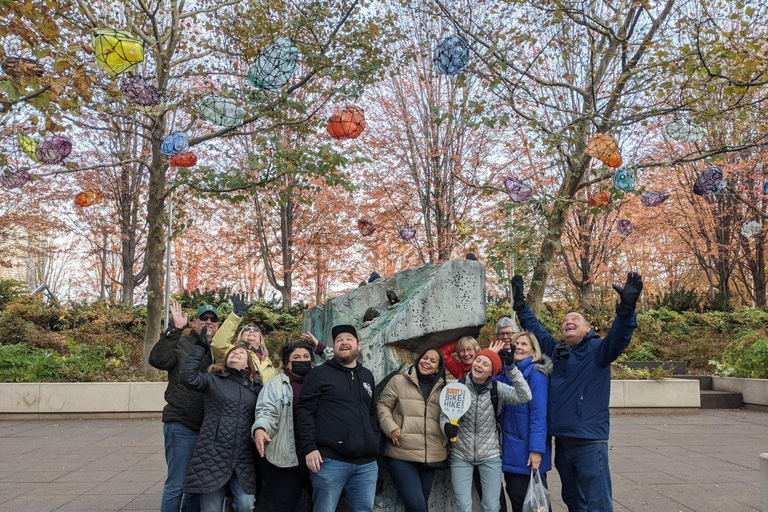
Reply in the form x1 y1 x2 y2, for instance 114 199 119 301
295 358 380 464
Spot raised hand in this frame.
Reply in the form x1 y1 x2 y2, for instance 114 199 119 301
511 275 526 312
613 272 643 317
489 339 505 353
300 332 320 348
230 293 254 317
169 299 188 330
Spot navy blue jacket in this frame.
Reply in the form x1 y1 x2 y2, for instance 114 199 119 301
517 305 637 440
495 356 552 475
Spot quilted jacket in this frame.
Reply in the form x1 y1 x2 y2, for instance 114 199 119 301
179 344 263 495
211 312 278 384
148 326 212 431
495 356 553 474
377 365 449 464
440 366 532 463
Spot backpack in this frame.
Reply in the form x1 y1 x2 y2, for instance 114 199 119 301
459 376 501 433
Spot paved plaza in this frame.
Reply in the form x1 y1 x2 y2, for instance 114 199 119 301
0 409 764 512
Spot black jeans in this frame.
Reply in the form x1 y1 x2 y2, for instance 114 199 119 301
387 458 438 512
257 457 313 512
501 471 548 512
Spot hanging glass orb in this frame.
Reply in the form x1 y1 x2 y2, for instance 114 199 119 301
741 220 762 239
503 177 533 202
588 190 611 208
640 191 670 207
248 38 298 91
433 35 470 75
763 182 768 195
74 189 105 207
454 219 474 236
197 95 244 128
119 76 161 106
35 135 72 164
17 135 39 162
0 170 31 190
91 29 145 75
617 219 635 236
586 133 622 168
357 218 376 236
398 226 416 241
169 152 197 167
327 106 366 140
666 118 706 142
2 57 44 79
693 166 724 197
611 166 636 192
160 133 190 156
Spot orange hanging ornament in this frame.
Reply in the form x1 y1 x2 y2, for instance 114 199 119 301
327 106 366 140
170 152 197 167
588 190 611 208
586 133 622 168
74 189 105 207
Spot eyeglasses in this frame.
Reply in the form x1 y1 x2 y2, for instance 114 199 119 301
242 326 261 333
496 332 514 338
199 315 218 323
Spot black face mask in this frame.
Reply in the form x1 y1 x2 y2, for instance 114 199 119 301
290 361 312 376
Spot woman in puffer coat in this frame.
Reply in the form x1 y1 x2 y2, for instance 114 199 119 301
495 331 553 512
180 333 263 512
377 348 449 512
440 349 532 512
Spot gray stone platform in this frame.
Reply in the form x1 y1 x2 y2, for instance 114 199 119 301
0 409 765 511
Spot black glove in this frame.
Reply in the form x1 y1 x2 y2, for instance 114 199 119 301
499 349 515 366
613 272 643 317
195 326 212 348
512 275 526 312
444 423 459 439
230 293 253 317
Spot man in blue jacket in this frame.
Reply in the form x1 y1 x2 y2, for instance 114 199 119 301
511 272 643 512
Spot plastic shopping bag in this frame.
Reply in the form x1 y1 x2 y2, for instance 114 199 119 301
522 469 550 512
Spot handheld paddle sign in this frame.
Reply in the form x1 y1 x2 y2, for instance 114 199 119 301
439 381 471 442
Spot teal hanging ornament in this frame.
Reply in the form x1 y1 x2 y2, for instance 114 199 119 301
248 38 298 91
434 35 470 75
611 166 637 192
197 95 244 127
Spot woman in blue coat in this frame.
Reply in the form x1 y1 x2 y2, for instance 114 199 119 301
495 331 552 512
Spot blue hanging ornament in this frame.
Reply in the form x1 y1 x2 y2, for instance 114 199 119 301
611 166 637 192
160 132 189 156
433 35 470 75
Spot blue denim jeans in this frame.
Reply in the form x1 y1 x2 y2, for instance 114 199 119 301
554 441 612 512
161 421 200 512
450 457 502 512
310 458 378 512
200 473 255 512
387 458 437 512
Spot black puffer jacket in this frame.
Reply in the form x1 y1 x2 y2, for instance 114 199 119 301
148 326 212 431
179 344 262 495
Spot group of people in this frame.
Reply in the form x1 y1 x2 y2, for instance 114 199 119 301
151 272 643 512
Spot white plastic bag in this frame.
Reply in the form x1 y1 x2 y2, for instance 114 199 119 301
522 469 550 512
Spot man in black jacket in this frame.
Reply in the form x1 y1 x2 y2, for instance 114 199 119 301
296 324 380 512
149 299 219 512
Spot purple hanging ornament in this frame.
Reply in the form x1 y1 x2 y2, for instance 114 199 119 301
35 135 72 164
617 219 634 236
503 177 533 202
0 171 31 190
640 191 670 207
398 226 416 241
119 76 161 107
693 166 724 196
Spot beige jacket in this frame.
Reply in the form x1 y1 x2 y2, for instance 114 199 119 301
377 366 449 464
211 312 278 384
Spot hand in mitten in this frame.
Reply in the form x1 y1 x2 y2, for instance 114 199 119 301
196 326 212 348
613 272 643 317
230 293 254 317
512 275 526 312
499 349 515 367
444 423 459 439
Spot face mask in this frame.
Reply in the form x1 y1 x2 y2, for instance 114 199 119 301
290 361 312 376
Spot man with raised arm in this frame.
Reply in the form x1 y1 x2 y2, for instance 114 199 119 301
511 272 643 512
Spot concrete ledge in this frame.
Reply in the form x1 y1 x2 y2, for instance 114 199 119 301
609 379 700 408
0 382 166 414
713 377 768 407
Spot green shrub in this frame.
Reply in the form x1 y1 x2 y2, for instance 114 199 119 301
4 296 66 329
651 287 702 312
611 363 673 380
0 279 26 310
712 333 768 378
619 341 659 361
